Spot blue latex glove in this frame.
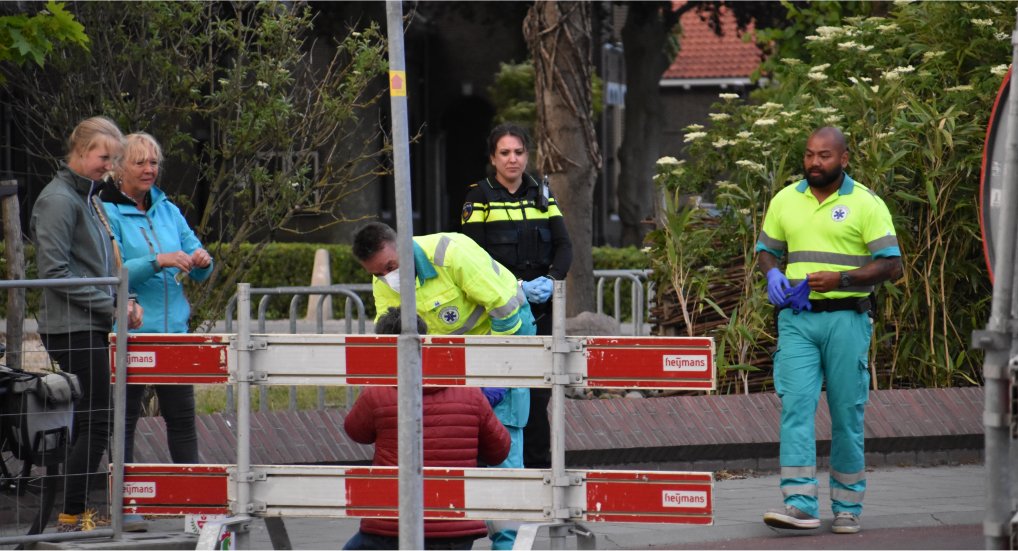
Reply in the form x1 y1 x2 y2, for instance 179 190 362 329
765 268 792 307
482 387 507 407
787 277 812 312
521 276 553 304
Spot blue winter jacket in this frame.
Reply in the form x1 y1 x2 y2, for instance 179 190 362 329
102 185 212 333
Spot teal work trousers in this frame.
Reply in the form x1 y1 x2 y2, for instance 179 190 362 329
774 307 871 518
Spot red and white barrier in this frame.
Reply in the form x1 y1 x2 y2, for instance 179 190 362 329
121 464 713 525
111 334 716 390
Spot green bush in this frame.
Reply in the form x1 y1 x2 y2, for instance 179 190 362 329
652 1 1009 389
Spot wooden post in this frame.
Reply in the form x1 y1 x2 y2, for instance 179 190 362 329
2 179 24 371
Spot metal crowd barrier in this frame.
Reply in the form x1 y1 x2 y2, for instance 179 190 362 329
593 269 654 336
113 281 718 550
221 284 372 412
0 272 130 547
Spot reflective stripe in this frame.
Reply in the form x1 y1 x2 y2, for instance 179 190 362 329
433 235 452 267
489 288 525 320
831 487 865 503
831 470 865 485
450 305 485 335
867 234 899 252
758 230 786 252
781 484 818 498
491 259 501 276
788 251 870 267
781 466 816 479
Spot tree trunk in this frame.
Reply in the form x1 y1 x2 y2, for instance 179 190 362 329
617 2 681 247
524 1 601 316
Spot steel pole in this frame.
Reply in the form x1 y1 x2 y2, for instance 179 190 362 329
110 267 130 539
235 283 253 549
982 13 1018 549
550 280 568 549
385 2 424 548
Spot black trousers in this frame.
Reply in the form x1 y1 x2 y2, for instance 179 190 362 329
40 331 111 516
523 300 552 469
124 384 198 464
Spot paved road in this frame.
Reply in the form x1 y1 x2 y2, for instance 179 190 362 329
119 462 983 550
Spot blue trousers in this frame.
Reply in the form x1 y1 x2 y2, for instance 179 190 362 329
774 308 871 518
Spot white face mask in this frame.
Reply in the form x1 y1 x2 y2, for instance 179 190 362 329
382 269 400 294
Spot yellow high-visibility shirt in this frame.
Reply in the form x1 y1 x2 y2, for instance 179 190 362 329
756 175 900 299
372 233 528 335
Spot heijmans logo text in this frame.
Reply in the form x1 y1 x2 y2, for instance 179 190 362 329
662 355 707 372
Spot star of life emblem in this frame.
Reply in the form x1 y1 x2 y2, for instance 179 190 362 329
831 205 850 222
439 306 460 325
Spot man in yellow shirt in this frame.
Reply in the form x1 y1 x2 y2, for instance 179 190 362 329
755 127 902 535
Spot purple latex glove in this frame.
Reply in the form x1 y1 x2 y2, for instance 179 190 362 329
765 268 792 307
787 277 812 312
482 387 507 407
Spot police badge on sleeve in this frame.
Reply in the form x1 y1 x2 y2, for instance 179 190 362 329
461 202 473 224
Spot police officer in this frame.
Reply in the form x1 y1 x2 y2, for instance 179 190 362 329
756 127 902 535
461 123 572 472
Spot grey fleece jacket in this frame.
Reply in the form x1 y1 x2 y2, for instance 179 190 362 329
31 164 117 334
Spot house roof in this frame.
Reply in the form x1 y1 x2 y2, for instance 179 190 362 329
663 5 762 81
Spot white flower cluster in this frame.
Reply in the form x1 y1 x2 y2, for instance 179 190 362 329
971 18 994 27
814 26 847 40
715 180 737 190
815 106 838 114
713 138 735 148
877 24 899 33
882 65 915 81
708 113 731 121
837 41 873 52
944 84 974 92
683 132 708 143
807 63 830 81
781 58 803 66
753 118 777 127
758 102 782 110
922 51 946 62
991 64 1010 77
736 131 753 139
656 156 681 166
997 32 1010 41
256 81 269 89
735 159 766 172
719 93 740 100
685 123 705 131
847 76 874 85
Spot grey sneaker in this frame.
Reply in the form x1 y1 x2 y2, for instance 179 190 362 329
831 511 860 534
763 505 821 530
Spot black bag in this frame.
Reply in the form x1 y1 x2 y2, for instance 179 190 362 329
0 366 80 467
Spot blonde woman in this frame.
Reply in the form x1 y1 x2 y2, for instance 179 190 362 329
100 132 212 531
31 116 143 532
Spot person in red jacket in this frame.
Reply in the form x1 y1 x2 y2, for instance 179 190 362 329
343 308 511 550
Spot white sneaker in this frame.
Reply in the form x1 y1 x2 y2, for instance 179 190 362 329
831 511 860 534
763 505 821 530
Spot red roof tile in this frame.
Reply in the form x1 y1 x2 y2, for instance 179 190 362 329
664 5 762 80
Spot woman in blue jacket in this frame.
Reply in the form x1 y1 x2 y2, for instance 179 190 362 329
101 132 213 530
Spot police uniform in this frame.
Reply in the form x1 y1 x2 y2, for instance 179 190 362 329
461 174 572 469
756 174 900 520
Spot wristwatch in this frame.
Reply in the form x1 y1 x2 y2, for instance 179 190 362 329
838 272 852 289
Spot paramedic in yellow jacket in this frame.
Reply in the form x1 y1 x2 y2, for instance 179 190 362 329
352 222 534 465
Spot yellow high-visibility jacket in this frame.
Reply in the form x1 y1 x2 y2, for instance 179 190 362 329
371 233 533 336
